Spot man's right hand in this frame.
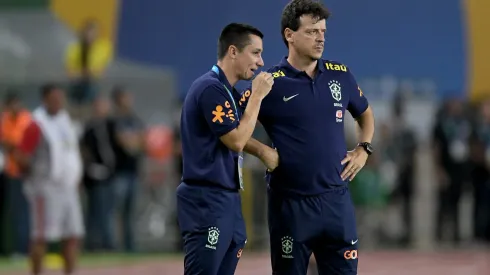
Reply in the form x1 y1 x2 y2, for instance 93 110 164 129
251 72 274 99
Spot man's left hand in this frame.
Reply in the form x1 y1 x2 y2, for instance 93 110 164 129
259 146 279 172
341 147 369 181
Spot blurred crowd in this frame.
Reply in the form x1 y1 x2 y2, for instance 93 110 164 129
350 94 490 249
0 84 148 257
0 18 152 257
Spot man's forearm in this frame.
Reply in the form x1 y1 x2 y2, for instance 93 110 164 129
235 95 262 146
244 138 268 158
356 106 375 143
220 95 262 152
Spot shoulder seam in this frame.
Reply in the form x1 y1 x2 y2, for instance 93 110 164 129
196 82 228 104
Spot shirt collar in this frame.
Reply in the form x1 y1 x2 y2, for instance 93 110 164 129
278 56 326 76
211 65 233 92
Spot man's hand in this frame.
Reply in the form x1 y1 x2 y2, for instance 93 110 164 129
341 147 369 181
118 130 144 155
251 72 274 100
259 146 279 171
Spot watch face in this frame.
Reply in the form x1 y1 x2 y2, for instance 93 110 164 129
367 144 373 152
361 143 373 154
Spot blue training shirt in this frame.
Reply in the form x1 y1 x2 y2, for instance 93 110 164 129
180 65 243 190
240 57 369 196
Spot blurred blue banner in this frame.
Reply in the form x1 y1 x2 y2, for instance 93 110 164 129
116 0 465 100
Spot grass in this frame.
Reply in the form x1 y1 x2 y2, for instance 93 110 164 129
0 252 182 272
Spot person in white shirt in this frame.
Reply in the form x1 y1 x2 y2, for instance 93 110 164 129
17 84 84 275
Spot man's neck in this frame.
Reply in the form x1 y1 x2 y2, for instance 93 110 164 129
216 59 238 87
46 110 59 116
116 107 131 116
94 115 107 121
9 110 19 119
287 51 318 78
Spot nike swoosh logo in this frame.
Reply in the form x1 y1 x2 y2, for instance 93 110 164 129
351 239 358 245
283 94 299 102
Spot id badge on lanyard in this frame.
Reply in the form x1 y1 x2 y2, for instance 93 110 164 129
212 65 244 190
237 153 244 190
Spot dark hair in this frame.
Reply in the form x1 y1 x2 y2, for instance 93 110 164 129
40 83 61 99
281 0 331 47
217 23 264 60
4 89 20 105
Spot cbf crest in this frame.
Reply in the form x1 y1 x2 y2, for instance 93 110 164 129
281 236 294 258
205 227 220 250
328 80 342 101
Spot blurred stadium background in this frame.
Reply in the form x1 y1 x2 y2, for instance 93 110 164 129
0 0 489 274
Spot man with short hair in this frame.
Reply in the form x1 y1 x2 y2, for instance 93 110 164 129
110 87 145 252
80 96 116 252
177 23 276 275
18 84 84 275
0 91 31 256
241 1 376 274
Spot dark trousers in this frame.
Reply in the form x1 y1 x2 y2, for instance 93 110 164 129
0 173 8 255
7 177 30 255
113 171 137 252
435 179 463 243
392 173 414 244
473 181 490 242
85 181 115 251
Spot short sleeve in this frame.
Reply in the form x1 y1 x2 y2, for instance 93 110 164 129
346 71 369 119
237 87 252 114
199 85 240 137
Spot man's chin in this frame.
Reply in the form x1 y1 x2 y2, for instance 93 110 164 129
310 54 323 61
242 73 254 81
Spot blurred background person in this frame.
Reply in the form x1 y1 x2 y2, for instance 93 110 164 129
111 86 145 252
349 148 390 248
469 99 490 244
80 96 116 252
0 91 32 257
171 104 183 252
0 164 6 256
172 105 183 186
65 19 113 121
0 139 5 256
17 84 84 275
387 92 417 247
432 98 471 245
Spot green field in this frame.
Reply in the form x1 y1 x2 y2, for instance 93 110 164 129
0 253 182 273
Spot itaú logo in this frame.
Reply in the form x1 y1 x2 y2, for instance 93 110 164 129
344 250 358 260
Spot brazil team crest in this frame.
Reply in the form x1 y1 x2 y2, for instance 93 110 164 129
205 227 220 250
328 80 342 101
281 236 294 258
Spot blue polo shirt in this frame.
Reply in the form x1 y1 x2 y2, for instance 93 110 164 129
241 57 369 196
180 65 242 190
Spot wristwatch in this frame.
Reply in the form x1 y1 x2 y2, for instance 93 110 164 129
357 142 373 155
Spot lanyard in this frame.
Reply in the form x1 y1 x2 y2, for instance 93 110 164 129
212 65 239 121
222 85 240 122
211 65 244 190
